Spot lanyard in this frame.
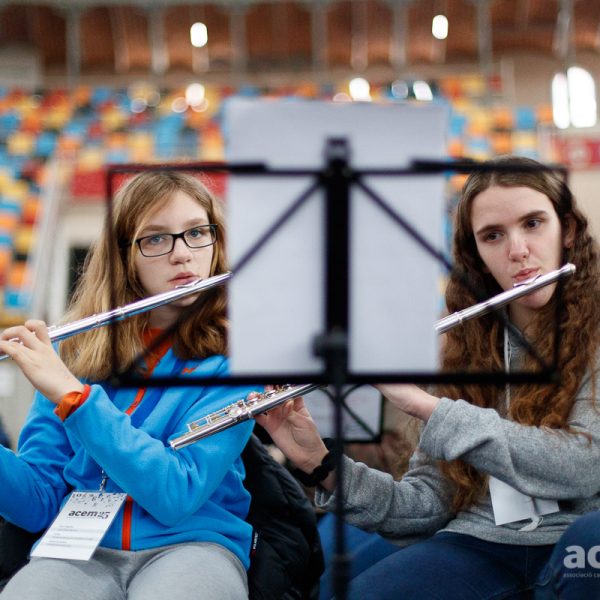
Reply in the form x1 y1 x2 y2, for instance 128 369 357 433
503 327 511 410
498 327 557 531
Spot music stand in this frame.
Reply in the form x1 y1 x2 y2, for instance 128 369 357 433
104 102 568 600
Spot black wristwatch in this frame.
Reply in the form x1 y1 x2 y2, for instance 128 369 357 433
290 438 339 487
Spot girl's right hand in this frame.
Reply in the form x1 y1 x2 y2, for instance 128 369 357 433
0 320 84 404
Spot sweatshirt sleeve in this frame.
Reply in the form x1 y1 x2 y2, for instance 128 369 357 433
62 361 257 526
419 372 600 499
315 450 455 541
0 392 72 532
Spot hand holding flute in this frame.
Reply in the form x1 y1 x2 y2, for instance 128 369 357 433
0 272 231 402
255 393 334 486
254 382 438 491
0 319 83 404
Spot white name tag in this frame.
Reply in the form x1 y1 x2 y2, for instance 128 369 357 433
30 492 126 561
489 476 559 527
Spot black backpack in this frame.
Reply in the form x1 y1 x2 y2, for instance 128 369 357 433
243 434 324 599
0 434 324 599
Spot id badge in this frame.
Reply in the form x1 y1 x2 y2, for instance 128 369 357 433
489 476 558 527
30 492 126 561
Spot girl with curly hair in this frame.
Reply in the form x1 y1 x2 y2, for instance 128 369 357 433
259 156 600 599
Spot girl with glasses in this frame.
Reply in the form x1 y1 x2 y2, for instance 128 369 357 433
0 171 258 599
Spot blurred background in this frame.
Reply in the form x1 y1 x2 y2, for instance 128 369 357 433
0 0 599 445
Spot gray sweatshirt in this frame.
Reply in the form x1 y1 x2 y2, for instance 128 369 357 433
315 338 600 546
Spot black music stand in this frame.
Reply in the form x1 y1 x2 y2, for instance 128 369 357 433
104 152 568 600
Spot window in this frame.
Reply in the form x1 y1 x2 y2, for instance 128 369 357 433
552 66 597 129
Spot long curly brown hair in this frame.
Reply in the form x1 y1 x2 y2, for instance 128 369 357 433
60 171 229 381
438 156 600 511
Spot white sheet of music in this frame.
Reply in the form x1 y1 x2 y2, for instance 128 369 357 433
226 99 447 376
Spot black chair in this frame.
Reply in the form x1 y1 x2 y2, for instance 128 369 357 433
0 434 324 599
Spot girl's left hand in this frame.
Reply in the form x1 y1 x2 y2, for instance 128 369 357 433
0 320 84 404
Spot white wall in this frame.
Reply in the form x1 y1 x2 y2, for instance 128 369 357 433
0 47 42 89
47 202 106 325
567 171 600 241
0 363 34 449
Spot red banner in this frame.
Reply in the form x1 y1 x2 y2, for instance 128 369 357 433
553 137 600 170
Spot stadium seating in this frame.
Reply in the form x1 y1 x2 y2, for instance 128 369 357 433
0 80 553 326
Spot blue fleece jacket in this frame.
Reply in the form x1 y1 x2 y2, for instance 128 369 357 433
0 350 258 569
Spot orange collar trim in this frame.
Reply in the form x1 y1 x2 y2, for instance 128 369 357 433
142 328 172 373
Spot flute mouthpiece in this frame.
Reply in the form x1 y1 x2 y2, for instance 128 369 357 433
513 272 542 288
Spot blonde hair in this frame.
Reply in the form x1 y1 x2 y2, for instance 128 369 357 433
60 171 228 381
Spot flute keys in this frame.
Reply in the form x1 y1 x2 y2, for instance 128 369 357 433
227 400 246 419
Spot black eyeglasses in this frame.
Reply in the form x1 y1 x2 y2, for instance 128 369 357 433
134 224 218 257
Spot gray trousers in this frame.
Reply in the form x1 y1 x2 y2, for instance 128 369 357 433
0 542 248 600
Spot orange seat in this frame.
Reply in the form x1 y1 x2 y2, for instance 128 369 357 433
13 227 34 255
21 198 41 226
7 260 27 288
0 249 11 285
0 213 18 232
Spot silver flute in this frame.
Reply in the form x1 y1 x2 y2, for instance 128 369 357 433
435 262 576 334
0 272 231 362
170 262 576 450
170 383 323 450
